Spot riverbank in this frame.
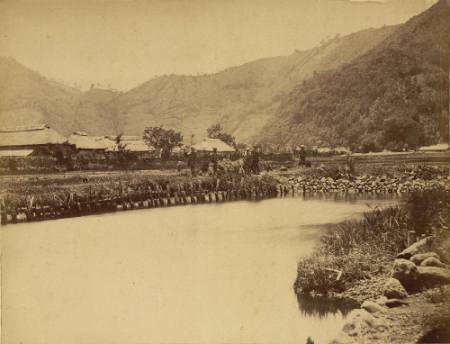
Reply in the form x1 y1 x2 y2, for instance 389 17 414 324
294 191 450 343
0 172 279 225
332 284 450 344
327 235 450 344
1 162 448 224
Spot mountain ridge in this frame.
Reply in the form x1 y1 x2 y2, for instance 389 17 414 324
0 24 399 141
1 0 447 152
117 25 399 141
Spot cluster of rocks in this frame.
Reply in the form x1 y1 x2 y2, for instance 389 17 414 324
392 236 450 292
287 175 449 194
330 236 450 344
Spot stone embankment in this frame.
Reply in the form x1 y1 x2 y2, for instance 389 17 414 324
285 175 449 194
329 236 450 344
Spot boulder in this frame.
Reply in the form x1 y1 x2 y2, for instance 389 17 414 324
383 278 408 299
397 236 434 260
420 257 446 268
410 252 440 265
375 296 388 306
361 300 385 314
417 266 450 289
342 309 376 337
391 259 421 292
385 299 409 308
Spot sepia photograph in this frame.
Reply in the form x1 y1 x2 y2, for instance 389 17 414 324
0 0 449 343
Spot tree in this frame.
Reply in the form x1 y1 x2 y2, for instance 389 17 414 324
47 144 75 171
115 133 126 151
115 133 135 168
382 116 425 150
143 126 183 160
207 123 236 148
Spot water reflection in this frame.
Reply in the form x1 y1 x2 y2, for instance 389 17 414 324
300 192 400 203
297 294 358 319
2 196 397 344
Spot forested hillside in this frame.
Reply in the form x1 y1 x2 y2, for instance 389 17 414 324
258 0 448 151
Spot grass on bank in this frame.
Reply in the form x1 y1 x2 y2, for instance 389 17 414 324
295 191 450 296
0 166 279 210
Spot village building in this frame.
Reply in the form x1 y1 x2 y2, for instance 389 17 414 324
68 132 113 159
191 138 235 158
316 147 332 154
68 131 113 150
313 146 351 156
0 124 69 156
105 135 156 159
418 143 449 152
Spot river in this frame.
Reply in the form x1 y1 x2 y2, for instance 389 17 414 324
1 195 397 344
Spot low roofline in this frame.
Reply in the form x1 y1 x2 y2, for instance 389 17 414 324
0 143 74 148
0 124 50 133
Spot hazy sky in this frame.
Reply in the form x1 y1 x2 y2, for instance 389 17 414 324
0 0 437 91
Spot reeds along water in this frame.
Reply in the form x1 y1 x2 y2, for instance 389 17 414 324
0 177 279 225
294 191 450 297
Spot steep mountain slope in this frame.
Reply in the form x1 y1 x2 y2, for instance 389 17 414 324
118 25 398 141
0 57 81 133
76 88 123 135
258 0 448 151
0 57 122 135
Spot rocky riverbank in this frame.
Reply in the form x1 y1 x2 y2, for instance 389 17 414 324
328 235 450 344
294 190 450 343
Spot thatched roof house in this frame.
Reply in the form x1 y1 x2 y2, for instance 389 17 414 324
68 132 113 151
192 138 235 152
105 135 154 152
0 125 68 155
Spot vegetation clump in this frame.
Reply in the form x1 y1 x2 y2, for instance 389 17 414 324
294 191 450 296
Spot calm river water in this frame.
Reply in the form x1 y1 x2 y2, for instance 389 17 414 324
2 195 396 344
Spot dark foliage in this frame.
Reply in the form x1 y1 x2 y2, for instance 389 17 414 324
261 1 449 151
207 123 237 148
143 126 183 159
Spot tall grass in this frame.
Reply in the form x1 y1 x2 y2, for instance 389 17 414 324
295 191 449 296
